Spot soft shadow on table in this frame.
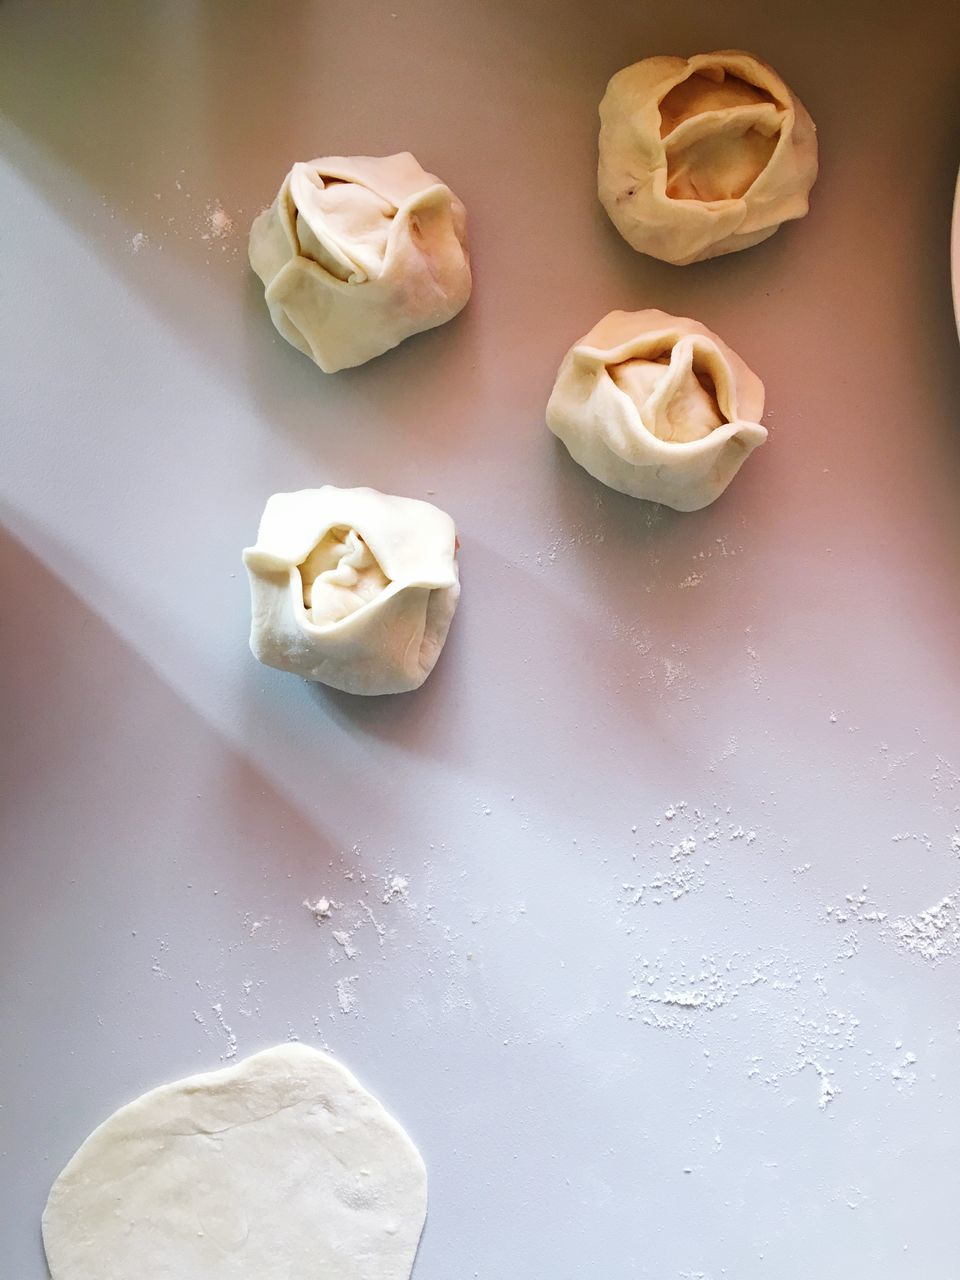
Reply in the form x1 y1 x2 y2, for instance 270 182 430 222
239 269 486 469
544 430 759 621
0 520 385 890
0 1 325 378
304 622 468 735
253 515 708 874
0 493 697 844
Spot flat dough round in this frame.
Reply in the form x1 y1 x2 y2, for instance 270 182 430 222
42 1044 427 1280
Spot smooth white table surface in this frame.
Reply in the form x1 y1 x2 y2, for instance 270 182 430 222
3 2 960 1276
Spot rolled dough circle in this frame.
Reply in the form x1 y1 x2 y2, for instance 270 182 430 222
42 1044 427 1280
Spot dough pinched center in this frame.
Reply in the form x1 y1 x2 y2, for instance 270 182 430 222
298 527 390 624
609 341 726 444
294 174 395 282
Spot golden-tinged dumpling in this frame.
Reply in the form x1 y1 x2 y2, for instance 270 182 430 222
599 51 818 265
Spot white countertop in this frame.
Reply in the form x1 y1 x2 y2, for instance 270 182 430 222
3 1 960 1275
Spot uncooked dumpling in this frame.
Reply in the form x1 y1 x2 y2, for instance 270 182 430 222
598 50 818 265
42 1043 427 1280
249 152 471 371
243 485 460 695
546 309 767 511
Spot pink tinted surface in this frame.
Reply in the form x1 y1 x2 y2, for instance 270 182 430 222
3 1 960 1276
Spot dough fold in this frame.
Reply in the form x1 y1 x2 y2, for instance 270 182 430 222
546 309 767 511
243 485 460 694
250 152 471 371
598 50 818 265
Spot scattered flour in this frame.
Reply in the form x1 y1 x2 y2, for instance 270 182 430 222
826 883 960 963
238 976 263 1019
617 805 764 921
357 901 387 946
647 985 727 1012
890 893 960 961
530 519 607 568
825 887 887 927
835 930 860 962
807 1061 840 1109
211 1002 238 1060
661 655 685 690
303 896 334 923
203 200 234 240
931 756 960 794
891 831 933 852
671 836 697 860
114 179 239 259
624 930 862 1112
744 638 763 691
332 929 359 959
336 976 360 1015
242 911 274 940
888 1048 918 1090
382 875 410 904
626 955 731 1029
619 861 703 909
693 536 738 561
300 871 420 1016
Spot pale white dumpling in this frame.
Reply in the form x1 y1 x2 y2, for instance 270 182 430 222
42 1045 427 1280
243 485 460 695
599 50 818 265
249 152 471 371
547 310 767 511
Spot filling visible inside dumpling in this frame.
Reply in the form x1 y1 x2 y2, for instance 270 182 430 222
610 349 725 444
298 527 390 624
658 66 781 202
658 68 775 135
295 175 395 282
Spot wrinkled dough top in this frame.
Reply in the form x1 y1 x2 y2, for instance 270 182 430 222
299 528 390 625
292 169 396 282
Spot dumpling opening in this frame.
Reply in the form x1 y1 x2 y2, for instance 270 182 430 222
658 66 780 202
664 125 779 201
659 68 776 136
294 174 395 281
610 352 668 410
611 349 726 444
297 527 391 625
